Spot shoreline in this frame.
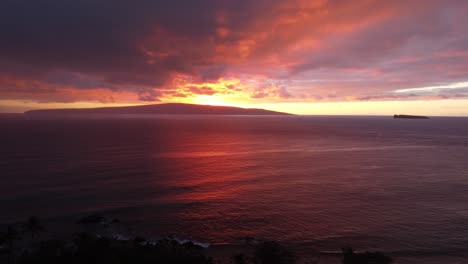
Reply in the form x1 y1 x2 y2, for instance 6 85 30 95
3 214 467 263
0 214 391 264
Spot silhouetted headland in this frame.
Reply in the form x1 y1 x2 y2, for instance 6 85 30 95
393 114 429 119
25 103 292 116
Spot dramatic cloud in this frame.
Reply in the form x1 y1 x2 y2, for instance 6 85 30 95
1 0 468 110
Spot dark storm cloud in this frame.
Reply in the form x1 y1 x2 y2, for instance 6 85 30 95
0 0 279 94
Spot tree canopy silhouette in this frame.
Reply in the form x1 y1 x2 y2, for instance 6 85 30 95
22 216 45 240
342 247 393 264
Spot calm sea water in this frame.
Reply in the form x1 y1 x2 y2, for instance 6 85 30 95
1 115 468 263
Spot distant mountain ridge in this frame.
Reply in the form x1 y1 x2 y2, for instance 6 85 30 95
25 103 292 116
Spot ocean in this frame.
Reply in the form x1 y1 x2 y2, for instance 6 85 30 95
1 115 468 263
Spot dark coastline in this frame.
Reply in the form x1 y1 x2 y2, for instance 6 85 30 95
0 215 392 264
3 214 468 264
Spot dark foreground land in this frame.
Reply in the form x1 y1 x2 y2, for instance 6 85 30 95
0 215 392 264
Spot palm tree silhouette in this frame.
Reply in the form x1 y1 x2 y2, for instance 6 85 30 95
22 216 45 240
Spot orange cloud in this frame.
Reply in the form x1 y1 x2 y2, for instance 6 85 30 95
1 0 468 113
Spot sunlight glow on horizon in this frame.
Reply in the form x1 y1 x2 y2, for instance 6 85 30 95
249 99 468 116
3 98 468 117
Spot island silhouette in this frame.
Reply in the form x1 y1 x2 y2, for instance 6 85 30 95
393 114 429 119
25 103 292 116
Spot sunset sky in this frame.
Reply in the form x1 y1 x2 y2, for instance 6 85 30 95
1 0 468 115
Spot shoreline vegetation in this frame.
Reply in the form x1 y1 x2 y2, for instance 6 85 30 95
0 215 393 264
